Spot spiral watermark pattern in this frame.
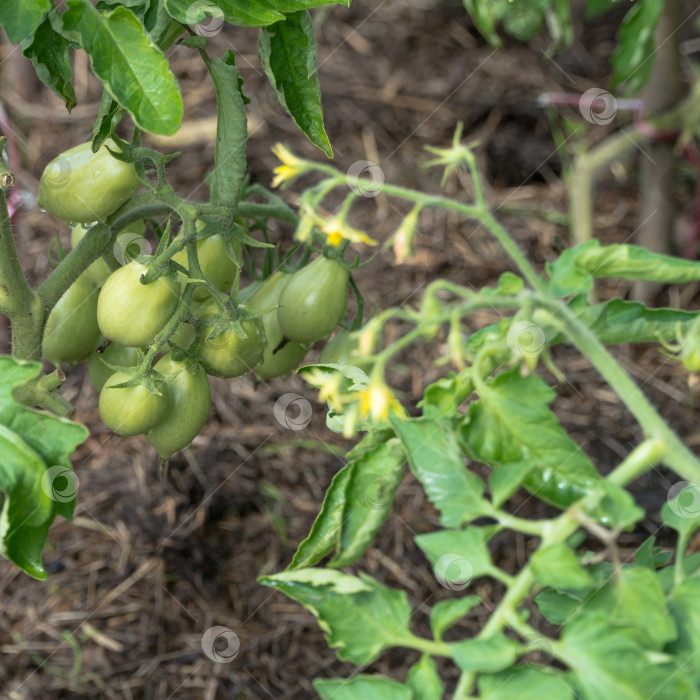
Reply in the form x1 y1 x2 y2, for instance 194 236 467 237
347 160 385 198
579 88 617 125
507 321 545 358
434 553 473 591
667 481 700 519
522 633 554 669
186 1 225 37
43 157 71 189
274 393 313 430
352 473 393 510
41 465 79 503
113 232 152 265
201 626 240 663
660 167 696 207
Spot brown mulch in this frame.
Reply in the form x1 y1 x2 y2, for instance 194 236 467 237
1 2 699 698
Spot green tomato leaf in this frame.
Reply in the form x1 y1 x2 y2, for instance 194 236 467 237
259 10 333 157
390 415 490 528
0 0 51 43
259 568 413 665
667 578 700 687
314 675 413 700
204 50 247 212
611 0 664 95
407 654 445 700
461 0 502 46
420 370 473 419
559 611 699 700
477 666 575 700
288 463 351 570
163 0 283 28
461 369 601 511
415 527 493 591
534 589 582 625
21 12 77 111
92 91 124 151
0 357 87 580
329 439 406 567
450 634 518 673
548 240 700 295
430 595 481 641
530 543 593 591
580 565 677 651
566 298 698 345
61 1 183 136
662 482 700 538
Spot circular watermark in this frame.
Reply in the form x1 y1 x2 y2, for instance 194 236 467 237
352 473 393 510
660 167 696 207
579 88 618 126
346 160 385 198
186 1 225 37
201 626 240 663
113 232 152 265
274 393 312 430
434 553 473 591
43 157 72 189
522 633 554 669
507 320 545 358
667 481 700 518
41 465 79 503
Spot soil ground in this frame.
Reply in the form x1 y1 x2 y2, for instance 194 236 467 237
1 2 699 698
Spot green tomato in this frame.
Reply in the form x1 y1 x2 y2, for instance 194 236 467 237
97 260 180 347
277 257 349 344
198 305 267 378
71 224 147 287
146 354 212 459
99 371 170 437
319 329 364 366
42 274 101 366
38 138 140 224
88 342 142 392
172 230 239 302
248 271 310 380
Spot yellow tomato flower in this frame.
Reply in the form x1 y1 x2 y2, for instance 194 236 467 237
358 380 403 422
271 143 306 187
319 216 378 247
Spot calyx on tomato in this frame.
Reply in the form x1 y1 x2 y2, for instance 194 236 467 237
172 223 239 302
277 256 349 344
88 341 142 392
42 274 101 366
198 304 267 378
38 138 140 223
97 259 180 347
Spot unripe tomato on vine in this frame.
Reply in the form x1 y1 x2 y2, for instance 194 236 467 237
146 354 212 460
38 138 140 223
97 260 180 347
277 256 349 344
42 274 101 366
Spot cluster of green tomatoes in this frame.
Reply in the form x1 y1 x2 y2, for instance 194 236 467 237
38 139 354 459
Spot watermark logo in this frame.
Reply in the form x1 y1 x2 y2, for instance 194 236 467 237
41 465 79 503
347 161 385 198
507 321 545 358
274 393 313 430
114 232 152 265
667 481 700 518
434 553 473 591
579 88 617 125
186 1 225 37
201 626 240 663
